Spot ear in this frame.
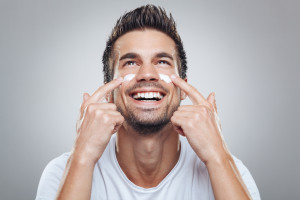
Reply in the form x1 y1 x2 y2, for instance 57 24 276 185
180 77 188 100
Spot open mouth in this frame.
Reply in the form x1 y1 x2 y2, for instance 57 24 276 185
130 92 165 101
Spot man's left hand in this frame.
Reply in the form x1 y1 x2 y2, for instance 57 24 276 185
170 74 229 165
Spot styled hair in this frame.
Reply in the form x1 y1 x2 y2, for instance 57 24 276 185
102 4 187 83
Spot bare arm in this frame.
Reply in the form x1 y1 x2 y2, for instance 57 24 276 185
56 78 124 200
170 74 251 200
206 152 251 199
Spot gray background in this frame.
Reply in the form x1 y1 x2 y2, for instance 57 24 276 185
1 0 299 199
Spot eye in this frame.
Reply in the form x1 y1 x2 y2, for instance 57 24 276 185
157 60 170 65
124 61 137 66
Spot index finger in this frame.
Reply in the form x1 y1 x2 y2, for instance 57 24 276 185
87 77 123 104
170 74 207 105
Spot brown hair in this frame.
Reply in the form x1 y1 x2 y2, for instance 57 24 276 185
102 4 187 83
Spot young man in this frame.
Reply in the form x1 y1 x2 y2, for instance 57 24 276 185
36 5 260 200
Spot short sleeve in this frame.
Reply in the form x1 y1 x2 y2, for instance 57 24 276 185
233 156 261 200
35 153 70 200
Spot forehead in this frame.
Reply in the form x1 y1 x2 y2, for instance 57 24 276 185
114 29 176 56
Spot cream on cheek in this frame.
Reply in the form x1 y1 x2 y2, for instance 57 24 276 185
158 74 171 83
123 74 136 82
113 48 180 83
122 73 172 84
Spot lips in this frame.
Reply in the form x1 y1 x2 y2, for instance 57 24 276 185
128 87 167 103
131 91 164 101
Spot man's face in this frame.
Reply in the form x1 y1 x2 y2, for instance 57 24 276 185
111 29 183 134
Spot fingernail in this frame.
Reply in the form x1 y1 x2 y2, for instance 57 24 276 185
213 92 216 101
83 93 88 101
171 74 178 79
117 77 123 81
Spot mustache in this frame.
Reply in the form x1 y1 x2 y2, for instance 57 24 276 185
125 82 169 94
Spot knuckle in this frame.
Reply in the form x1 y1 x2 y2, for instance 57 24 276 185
102 114 111 124
207 103 214 111
178 106 184 111
187 121 193 128
110 104 117 110
86 104 96 114
173 111 179 116
95 109 103 117
197 105 209 114
193 112 200 119
171 116 175 122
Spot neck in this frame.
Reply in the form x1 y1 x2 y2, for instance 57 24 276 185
116 122 180 188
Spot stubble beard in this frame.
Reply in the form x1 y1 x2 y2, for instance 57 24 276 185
117 102 179 135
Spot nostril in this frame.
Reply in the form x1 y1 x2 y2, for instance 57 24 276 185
138 77 158 82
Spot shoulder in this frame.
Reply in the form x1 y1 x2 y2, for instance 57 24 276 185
42 152 71 177
35 152 71 200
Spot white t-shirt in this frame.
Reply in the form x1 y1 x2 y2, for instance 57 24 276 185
36 135 260 200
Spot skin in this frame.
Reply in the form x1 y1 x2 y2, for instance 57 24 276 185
112 30 182 187
56 29 251 200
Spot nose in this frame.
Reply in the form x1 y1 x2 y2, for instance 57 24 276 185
135 63 160 82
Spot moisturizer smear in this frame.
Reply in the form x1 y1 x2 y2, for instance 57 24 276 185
123 74 136 82
159 74 171 83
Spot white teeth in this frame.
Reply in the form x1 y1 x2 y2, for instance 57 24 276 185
149 92 153 98
133 92 164 100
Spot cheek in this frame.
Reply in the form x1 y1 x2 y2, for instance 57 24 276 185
123 74 136 82
158 74 171 83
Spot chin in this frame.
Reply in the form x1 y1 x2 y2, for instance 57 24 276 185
116 99 180 135
126 110 170 135
128 119 170 135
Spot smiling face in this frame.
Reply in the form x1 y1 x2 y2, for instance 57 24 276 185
111 29 183 134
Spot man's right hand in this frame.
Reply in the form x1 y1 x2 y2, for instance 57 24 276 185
56 78 124 200
73 77 124 165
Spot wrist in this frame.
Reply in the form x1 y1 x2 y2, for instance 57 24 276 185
70 149 99 168
205 150 233 168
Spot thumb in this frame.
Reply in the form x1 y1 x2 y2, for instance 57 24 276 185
207 92 217 113
83 93 91 102
207 92 215 105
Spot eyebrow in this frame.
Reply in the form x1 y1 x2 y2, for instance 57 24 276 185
119 53 139 61
119 52 174 61
155 52 174 60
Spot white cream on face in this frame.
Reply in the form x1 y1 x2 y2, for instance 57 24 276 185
123 74 136 82
123 73 171 83
113 46 177 84
159 73 171 83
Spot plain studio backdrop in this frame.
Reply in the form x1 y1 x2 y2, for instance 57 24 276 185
1 0 299 199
